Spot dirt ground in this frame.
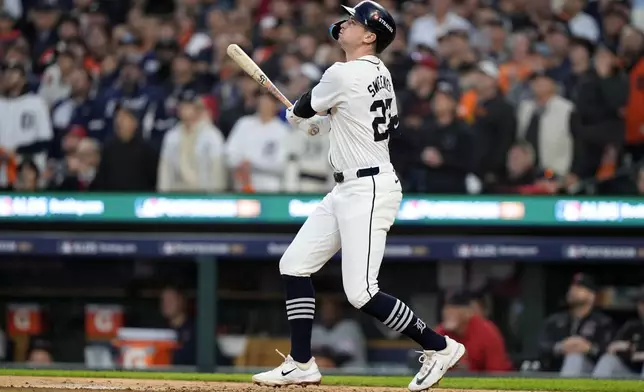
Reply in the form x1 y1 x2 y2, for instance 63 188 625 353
0 376 523 392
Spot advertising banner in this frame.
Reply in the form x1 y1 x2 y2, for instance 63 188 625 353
0 233 642 261
1 194 644 226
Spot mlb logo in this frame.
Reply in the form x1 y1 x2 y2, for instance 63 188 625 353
565 245 581 259
555 201 581 222
0 197 12 217
135 198 163 218
456 244 471 258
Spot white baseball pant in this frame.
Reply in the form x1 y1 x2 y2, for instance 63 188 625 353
279 163 402 309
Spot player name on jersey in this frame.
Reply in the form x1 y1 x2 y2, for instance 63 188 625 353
368 75 393 97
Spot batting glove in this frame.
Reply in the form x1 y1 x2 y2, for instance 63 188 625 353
285 103 305 126
302 115 331 136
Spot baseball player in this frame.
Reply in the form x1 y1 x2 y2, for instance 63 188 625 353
251 2 465 391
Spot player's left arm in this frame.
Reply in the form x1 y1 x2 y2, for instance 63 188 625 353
291 63 346 119
389 95 401 138
286 109 332 137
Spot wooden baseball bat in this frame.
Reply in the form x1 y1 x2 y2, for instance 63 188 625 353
226 44 293 108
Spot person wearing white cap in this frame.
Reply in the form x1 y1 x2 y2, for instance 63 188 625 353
472 61 516 188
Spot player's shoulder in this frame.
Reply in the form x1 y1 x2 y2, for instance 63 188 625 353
320 61 349 82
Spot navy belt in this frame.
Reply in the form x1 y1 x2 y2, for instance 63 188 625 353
333 167 380 183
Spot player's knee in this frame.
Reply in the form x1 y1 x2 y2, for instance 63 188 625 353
344 285 379 309
279 255 297 276
279 252 307 276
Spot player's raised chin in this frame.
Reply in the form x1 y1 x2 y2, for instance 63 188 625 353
337 18 377 56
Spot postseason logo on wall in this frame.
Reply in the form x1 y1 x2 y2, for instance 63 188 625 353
555 200 644 223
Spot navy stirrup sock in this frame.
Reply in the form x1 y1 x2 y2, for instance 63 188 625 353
360 291 447 351
282 275 315 363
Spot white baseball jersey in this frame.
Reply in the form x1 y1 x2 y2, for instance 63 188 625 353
283 130 332 193
225 115 291 192
0 93 53 175
310 55 399 172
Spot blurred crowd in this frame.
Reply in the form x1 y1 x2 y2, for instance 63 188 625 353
1 0 644 195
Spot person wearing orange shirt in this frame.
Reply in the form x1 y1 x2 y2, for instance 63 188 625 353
621 26 644 162
436 291 513 372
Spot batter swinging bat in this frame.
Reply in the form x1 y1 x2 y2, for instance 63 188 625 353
227 44 293 108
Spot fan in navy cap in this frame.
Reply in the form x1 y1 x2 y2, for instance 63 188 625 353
31 0 62 74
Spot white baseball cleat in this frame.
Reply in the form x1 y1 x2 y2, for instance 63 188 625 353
252 349 322 387
408 336 466 391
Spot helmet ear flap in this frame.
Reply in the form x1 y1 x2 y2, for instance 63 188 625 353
329 19 347 40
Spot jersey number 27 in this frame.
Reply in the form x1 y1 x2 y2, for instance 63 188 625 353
370 98 398 142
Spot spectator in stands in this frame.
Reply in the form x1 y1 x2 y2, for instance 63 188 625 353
92 53 160 143
146 38 180 87
571 44 628 189
216 74 260 138
491 141 559 195
408 0 471 51
25 0 61 75
0 11 20 57
226 91 291 193
92 104 157 191
153 53 201 144
0 59 53 182
283 120 332 193
479 15 509 65
601 2 629 53
543 22 572 86
622 26 644 163
437 28 475 86
311 297 367 369
516 69 578 180
50 67 96 159
46 124 85 188
417 80 474 194
436 290 512 372
390 53 438 190
472 61 516 189
11 159 40 192
38 41 75 108
469 289 491 320
565 37 595 101
561 0 600 43
630 166 644 195
157 89 226 193
592 286 644 378
537 273 614 376
160 285 195 366
56 13 80 42
56 137 100 190
498 32 534 99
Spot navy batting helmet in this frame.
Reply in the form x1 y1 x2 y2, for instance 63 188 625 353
329 1 396 54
